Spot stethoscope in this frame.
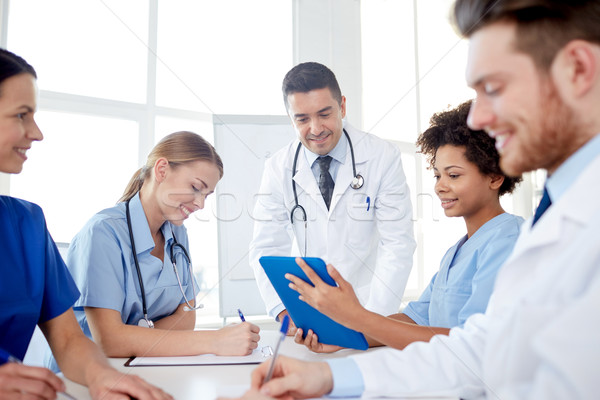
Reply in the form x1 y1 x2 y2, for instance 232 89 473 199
290 129 364 256
126 199 203 329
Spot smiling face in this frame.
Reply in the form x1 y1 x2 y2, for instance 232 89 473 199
156 160 221 226
286 88 346 156
466 22 579 177
434 145 501 223
0 73 42 174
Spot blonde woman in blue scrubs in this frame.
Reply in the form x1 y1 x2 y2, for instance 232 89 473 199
48 132 259 369
289 100 524 352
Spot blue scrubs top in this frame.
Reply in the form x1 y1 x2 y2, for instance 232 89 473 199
0 196 79 362
67 193 199 336
404 213 523 328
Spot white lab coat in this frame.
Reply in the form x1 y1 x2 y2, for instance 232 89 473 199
249 122 415 317
350 151 600 399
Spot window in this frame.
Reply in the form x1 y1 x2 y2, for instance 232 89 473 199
3 0 292 324
10 111 139 242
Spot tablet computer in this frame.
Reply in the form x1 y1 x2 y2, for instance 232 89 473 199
259 256 368 351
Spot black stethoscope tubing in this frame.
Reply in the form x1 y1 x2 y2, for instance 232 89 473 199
125 198 200 328
290 128 364 224
126 199 154 328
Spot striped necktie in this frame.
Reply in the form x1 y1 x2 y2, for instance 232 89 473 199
316 156 334 210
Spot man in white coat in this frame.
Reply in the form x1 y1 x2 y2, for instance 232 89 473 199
249 62 415 330
240 1 600 398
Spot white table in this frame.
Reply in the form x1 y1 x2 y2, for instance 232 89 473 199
63 330 455 399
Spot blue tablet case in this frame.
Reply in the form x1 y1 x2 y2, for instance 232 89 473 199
259 256 368 351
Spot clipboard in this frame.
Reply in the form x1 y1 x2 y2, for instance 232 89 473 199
124 345 274 367
259 256 368 350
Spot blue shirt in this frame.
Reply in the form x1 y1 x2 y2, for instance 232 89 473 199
0 196 79 362
67 193 199 332
404 213 524 328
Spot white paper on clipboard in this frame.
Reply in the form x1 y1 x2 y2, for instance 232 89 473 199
125 345 273 367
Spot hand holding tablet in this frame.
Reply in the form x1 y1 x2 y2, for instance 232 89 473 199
259 256 368 351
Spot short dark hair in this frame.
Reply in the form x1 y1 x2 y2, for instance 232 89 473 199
282 62 342 108
416 100 521 196
452 0 600 70
0 48 37 96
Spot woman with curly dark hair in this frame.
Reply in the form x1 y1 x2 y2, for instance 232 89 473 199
289 100 524 352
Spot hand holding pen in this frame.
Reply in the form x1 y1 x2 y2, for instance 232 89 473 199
248 329 334 399
0 348 77 400
263 315 289 383
238 308 246 322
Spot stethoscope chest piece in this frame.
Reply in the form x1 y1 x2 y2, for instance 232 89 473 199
138 317 154 329
350 174 364 190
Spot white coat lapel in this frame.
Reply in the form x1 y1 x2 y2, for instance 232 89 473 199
508 214 561 261
508 152 600 261
292 150 329 214
329 125 369 213
329 153 353 212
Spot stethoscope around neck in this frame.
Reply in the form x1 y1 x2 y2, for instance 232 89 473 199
125 198 203 329
290 128 364 255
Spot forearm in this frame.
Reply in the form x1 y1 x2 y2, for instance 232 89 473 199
58 333 112 386
153 305 195 330
40 309 114 386
364 313 416 346
360 312 450 350
92 323 218 357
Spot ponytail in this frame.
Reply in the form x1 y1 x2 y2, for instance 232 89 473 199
119 167 146 203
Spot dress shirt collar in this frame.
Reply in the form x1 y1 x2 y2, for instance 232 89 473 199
546 133 600 204
303 128 348 168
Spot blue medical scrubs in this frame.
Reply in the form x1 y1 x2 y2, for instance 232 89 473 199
0 196 79 362
67 193 198 334
45 193 199 371
404 213 524 328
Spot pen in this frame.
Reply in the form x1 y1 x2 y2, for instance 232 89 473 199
237 308 246 322
0 348 78 400
366 196 371 211
263 314 290 384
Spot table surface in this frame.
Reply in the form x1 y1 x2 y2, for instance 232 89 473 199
63 330 455 400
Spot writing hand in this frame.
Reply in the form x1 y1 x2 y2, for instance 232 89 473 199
250 355 333 399
213 322 261 356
